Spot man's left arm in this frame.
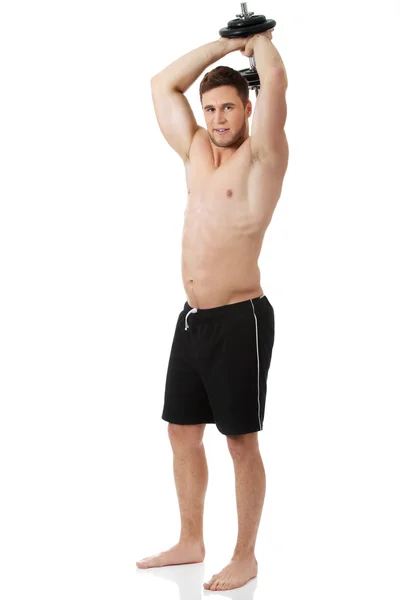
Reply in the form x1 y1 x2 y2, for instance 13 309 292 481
250 34 289 168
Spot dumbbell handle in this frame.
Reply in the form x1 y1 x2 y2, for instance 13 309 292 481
236 3 257 72
237 2 254 18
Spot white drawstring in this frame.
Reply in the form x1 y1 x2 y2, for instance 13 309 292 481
185 307 198 330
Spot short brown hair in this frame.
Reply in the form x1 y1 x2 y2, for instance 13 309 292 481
199 66 249 107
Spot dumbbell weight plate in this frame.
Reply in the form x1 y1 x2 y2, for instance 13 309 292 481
219 18 276 38
227 15 266 29
239 68 260 87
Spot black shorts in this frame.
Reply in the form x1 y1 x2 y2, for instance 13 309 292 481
161 294 275 435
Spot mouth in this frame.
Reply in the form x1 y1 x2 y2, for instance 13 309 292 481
214 128 229 135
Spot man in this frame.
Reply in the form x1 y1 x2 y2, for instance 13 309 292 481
136 30 289 592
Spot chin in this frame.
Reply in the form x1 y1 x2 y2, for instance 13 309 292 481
210 132 234 147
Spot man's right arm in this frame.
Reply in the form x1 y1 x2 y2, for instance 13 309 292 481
150 38 240 162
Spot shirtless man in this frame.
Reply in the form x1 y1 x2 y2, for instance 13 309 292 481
136 31 289 591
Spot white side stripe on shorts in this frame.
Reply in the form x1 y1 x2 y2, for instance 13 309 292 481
249 299 262 431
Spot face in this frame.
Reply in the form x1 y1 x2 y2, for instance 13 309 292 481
202 86 252 149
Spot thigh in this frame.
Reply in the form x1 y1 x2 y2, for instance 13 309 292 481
162 312 215 426
205 302 274 435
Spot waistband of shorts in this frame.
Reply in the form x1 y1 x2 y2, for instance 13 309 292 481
183 294 269 321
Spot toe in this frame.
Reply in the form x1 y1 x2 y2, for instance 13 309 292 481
204 575 217 589
221 581 230 590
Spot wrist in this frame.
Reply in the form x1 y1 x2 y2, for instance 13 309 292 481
217 37 230 54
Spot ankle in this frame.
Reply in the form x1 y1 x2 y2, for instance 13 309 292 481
232 548 256 561
179 537 205 550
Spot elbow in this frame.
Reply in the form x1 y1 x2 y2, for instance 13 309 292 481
259 68 287 90
151 74 168 88
267 67 287 86
151 75 177 92
276 67 288 88
151 75 161 88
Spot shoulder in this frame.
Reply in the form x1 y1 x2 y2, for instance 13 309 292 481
189 126 209 151
185 126 212 164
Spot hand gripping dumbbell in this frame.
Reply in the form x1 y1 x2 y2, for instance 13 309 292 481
219 2 276 95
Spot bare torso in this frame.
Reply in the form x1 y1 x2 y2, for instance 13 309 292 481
182 127 285 309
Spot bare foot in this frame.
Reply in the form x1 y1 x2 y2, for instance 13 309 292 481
203 555 258 591
136 542 205 569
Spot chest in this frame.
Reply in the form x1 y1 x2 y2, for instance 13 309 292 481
188 170 252 233
184 155 273 237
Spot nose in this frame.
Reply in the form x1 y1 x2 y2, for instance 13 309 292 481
214 109 227 124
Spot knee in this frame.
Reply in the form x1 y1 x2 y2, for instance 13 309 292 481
226 432 259 460
168 423 205 452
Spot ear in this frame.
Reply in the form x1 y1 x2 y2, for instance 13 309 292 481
246 100 252 118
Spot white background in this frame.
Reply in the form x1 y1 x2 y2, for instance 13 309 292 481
1 0 399 598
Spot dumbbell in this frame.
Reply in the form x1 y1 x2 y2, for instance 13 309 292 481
219 2 276 95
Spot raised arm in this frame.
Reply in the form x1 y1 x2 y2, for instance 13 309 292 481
150 80 199 163
247 32 289 170
150 37 247 162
